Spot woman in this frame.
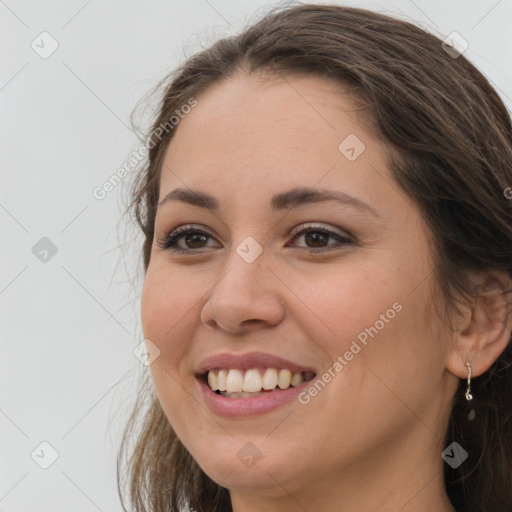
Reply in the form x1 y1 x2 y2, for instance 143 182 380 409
117 3 512 511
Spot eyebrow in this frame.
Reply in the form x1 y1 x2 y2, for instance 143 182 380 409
158 187 379 217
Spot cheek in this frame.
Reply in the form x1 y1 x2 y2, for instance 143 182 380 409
140 266 202 430
287 256 440 397
140 264 199 368
282 258 399 342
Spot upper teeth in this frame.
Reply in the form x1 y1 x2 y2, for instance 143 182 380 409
207 368 313 393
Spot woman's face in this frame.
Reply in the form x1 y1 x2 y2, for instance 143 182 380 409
141 73 459 503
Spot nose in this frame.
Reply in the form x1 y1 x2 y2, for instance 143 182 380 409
200 252 286 334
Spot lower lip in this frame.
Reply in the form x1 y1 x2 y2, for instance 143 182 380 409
197 376 312 417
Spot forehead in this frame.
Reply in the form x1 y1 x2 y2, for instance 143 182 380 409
168 72 370 152
158 73 398 214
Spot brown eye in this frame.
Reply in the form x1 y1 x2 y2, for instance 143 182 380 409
157 227 218 252
303 231 330 248
182 232 209 249
288 224 353 252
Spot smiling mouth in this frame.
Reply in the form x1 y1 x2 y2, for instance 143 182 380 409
202 368 316 398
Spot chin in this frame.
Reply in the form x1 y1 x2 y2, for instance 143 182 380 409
203 458 295 494
188 436 298 491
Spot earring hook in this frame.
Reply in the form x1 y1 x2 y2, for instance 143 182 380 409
465 361 473 401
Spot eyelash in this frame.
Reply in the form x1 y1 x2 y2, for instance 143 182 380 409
156 223 354 254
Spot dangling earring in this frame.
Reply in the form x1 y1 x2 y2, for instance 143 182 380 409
465 361 473 401
465 361 476 421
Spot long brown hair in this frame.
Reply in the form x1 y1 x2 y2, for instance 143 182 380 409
117 3 512 511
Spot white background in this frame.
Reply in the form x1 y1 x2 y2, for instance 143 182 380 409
1 0 511 510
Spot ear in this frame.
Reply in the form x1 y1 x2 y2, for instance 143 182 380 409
445 270 512 379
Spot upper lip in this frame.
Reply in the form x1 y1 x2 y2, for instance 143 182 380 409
196 351 317 375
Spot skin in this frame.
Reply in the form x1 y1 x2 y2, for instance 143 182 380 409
140 73 511 512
